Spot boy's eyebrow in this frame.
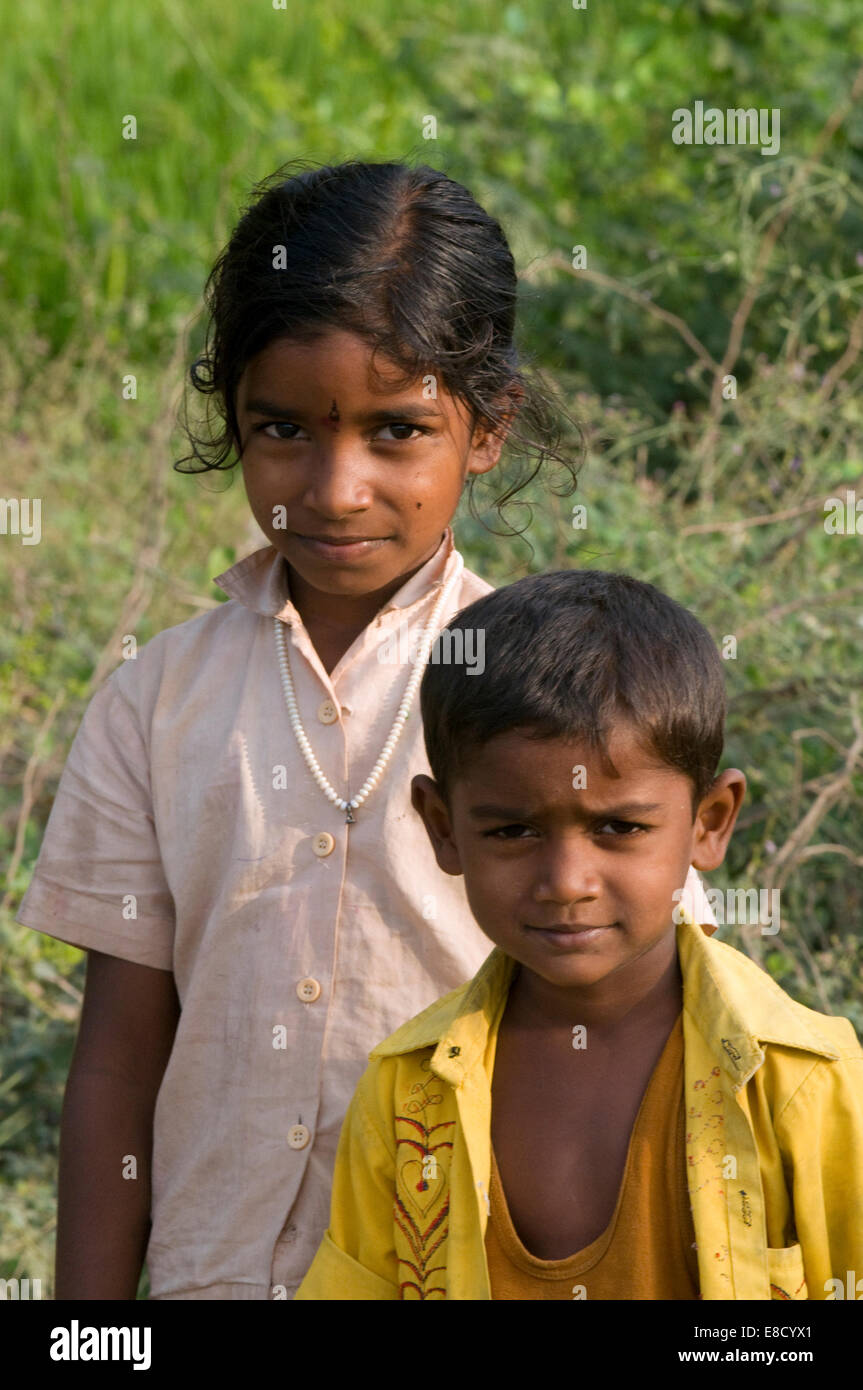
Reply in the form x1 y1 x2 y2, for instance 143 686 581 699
242 398 446 421
467 800 665 821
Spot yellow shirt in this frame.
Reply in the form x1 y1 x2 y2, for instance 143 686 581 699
296 916 863 1300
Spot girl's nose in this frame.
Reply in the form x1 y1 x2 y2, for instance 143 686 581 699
301 448 374 515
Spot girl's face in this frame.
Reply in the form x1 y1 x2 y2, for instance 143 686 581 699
235 329 507 604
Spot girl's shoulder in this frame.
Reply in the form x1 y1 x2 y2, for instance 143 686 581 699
106 595 259 712
457 561 495 608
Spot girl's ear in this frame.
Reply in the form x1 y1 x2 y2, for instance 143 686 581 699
228 398 246 461
467 383 526 476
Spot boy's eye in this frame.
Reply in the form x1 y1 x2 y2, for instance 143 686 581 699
597 820 647 836
483 820 649 841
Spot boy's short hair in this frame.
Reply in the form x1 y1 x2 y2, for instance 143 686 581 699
420 569 727 817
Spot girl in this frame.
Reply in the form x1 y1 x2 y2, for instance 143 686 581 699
17 158 712 1300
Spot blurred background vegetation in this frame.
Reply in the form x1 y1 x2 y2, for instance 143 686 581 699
2 0 862 1296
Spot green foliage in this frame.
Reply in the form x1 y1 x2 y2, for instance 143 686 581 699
2 0 862 1295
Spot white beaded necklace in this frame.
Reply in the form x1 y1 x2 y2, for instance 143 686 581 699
273 562 462 824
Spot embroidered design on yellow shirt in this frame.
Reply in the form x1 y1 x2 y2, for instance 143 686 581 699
394 1057 454 1299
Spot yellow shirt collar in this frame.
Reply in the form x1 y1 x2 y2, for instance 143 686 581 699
370 916 840 1087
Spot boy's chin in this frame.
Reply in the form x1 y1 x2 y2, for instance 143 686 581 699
499 923 676 989
497 936 623 988
523 956 620 990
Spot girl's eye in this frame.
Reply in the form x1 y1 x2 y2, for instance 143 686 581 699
257 421 430 442
261 422 301 440
377 422 428 441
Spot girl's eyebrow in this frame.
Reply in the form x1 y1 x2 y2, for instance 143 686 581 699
243 398 445 422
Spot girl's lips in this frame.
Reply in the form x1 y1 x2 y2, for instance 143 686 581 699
295 536 389 563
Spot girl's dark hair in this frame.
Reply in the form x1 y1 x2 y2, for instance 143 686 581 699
175 158 581 535
420 570 727 816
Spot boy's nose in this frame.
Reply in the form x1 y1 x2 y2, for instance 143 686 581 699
531 842 604 907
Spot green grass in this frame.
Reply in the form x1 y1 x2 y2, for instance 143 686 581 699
2 0 863 1295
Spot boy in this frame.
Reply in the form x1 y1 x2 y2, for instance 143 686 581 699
296 569 863 1300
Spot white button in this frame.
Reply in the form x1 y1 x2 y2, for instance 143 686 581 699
317 699 338 724
296 977 321 1003
287 1124 310 1150
312 832 335 857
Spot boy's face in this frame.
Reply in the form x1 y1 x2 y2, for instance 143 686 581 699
234 329 511 605
412 722 745 999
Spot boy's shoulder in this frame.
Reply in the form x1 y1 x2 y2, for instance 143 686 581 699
342 982 471 1147
369 963 493 1061
345 967 498 1153
364 946 511 1066
686 923 863 1062
348 949 514 1140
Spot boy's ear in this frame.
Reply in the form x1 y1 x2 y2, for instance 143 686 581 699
410 775 464 877
690 769 747 872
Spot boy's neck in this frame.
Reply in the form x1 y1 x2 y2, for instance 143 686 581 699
505 929 682 1041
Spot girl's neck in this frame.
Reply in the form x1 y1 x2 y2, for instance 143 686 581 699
283 536 446 650
284 555 428 675
287 567 391 637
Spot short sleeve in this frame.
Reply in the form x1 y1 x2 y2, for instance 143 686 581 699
15 669 175 970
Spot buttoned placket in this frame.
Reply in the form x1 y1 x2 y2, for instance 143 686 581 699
426 956 515 1300
273 610 348 1168
271 568 454 1182
714 1040 771 1299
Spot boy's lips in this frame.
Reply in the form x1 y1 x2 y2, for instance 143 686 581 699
525 923 617 948
533 922 616 931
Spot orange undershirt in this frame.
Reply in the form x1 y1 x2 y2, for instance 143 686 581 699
484 1013 700 1300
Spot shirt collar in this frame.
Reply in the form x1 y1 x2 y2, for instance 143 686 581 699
369 916 839 1088
212 527 461 624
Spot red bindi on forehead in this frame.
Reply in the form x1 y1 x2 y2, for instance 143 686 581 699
319 398 340 430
